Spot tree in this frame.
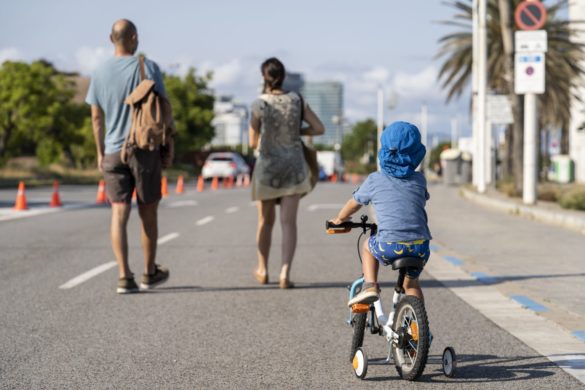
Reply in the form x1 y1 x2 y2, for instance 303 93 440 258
436 0 585 191
0 60 90 167
164 69 215 162
341 119 377 173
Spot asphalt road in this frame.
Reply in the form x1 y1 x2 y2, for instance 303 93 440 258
0 182 583 389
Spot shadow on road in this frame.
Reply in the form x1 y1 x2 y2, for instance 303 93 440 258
363 353 567 383
420 273 585 289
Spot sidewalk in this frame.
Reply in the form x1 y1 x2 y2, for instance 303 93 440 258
427 183 585 340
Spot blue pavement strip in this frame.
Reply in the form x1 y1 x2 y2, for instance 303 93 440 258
443 256 463 266
572 331 585 343
471 272 497 284
510 295 549 313
429 244 440 252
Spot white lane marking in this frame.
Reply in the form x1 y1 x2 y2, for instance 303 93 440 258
166 200 198 208
158 232 180 245
426 254 585 385
59 261 117 290
308 204 345 212
0 204 87 222
225 206 239 214
196 216 214 226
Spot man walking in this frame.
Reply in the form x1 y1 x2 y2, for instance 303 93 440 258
86 19 173 293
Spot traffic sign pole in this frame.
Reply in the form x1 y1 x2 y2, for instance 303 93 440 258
523 93 538 204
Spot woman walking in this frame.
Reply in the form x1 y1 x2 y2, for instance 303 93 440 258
249 57 324 288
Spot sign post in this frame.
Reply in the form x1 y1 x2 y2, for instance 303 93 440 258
514 0 547 205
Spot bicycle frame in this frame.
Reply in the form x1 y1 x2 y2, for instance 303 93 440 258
348 277 403 347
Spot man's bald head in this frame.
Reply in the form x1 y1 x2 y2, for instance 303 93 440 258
110 19 138 54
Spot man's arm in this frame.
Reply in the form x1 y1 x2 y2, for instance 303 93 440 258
91 105 105 172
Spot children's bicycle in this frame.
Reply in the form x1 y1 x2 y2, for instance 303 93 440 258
326 215 456 381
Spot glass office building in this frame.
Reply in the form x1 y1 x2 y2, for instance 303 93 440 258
301 82 344 146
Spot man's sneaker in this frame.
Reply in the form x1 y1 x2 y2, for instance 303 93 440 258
140 264 169 290
348 283 380 307
117 277 139 294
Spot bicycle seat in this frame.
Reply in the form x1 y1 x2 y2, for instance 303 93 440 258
391 257 425 271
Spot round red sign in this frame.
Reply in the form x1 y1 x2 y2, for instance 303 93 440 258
515 1 547 31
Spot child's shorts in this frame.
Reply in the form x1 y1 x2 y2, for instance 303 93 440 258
367 236 430 279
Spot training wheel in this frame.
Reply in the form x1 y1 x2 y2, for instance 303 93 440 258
442 347 457 377
352 347 368 379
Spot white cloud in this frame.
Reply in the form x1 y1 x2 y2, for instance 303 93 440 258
0 47 25 64
391 66 440 101
75 46 110 75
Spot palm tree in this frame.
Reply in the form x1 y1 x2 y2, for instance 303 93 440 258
436 0 585 192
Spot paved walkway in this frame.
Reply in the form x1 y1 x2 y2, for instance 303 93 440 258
427 183 585 337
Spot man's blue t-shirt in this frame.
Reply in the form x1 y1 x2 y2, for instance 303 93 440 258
353 171 432 242
85 56 166 154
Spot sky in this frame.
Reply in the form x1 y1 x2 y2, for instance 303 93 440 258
0 0 478 141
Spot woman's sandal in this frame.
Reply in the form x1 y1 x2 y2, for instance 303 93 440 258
254 270 268 285
279 278 295 289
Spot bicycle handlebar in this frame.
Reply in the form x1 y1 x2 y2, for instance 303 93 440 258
325 215 377 235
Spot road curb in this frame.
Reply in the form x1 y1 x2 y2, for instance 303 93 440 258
460 188 585 235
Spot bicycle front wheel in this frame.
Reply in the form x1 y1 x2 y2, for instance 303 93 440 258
390 295 430 381
349 312 367 362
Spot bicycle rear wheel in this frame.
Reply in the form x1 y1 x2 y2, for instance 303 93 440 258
390 295 430 381
349 312 367 362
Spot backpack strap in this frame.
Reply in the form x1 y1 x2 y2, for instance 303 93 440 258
139 55 146 81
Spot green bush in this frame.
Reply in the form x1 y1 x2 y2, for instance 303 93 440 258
537 182 562 202
558 186 585 211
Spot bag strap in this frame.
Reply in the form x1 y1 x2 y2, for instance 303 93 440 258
298 92 305 128
139 55 146 82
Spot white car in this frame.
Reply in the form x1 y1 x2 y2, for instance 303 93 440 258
202 152 250 180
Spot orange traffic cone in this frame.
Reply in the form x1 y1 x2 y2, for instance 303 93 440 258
243 174 250 187
49 180 62 208
13 181 28 211
132 188 137 202
176 175 185 194
227 176 234 189
161 176 169 198
331 173 338 183
222 176 229 189
236 174 243 187
211 176 219 190
96 180 107 204
196 175 205 192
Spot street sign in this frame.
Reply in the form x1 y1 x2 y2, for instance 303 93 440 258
515 30 548 52
515 52 545 94
487 95 514 125
515 1 547 31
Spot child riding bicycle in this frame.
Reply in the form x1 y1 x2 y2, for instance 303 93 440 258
329 121 432 307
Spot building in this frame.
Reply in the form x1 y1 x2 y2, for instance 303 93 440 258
211 96 248 146
282 72 304 94
569 3 585 183
301 81 344 147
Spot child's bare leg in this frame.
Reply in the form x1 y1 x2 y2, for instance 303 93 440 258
362 239 379 284
404 277 423 300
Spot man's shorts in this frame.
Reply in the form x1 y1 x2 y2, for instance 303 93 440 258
367 236 430 279
102 149 161 205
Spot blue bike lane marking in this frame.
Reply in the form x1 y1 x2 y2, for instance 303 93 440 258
510 295 549 313
443 256 464 266
572 331 585 343
471 272 497 284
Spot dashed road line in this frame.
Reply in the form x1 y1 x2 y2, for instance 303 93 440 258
59 262 117 290
166 200 198 208
196 216 214 226
471 271 497 284
158 232 180 245
225 206 239 214
308 204 345 212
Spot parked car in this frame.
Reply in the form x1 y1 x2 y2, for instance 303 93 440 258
317 151 344 180
202 152 250 180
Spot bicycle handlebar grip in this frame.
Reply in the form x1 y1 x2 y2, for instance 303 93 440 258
325 220 351 234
